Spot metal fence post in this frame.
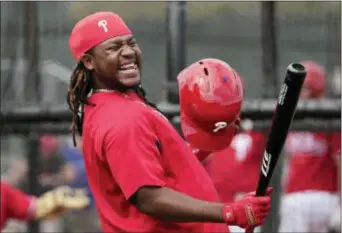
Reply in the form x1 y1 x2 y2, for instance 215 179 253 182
24 3 41 230
261 1 278 98
1 2 23 105
27 131 40 233
24 1 40 104
260 3 282 232
166 1 187 104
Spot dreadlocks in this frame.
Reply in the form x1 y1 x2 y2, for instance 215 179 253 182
67 56 160 147
66 59 93 147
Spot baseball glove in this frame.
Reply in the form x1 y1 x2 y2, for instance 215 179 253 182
35 185 90 220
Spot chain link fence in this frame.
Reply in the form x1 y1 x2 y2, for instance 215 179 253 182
1 2 340 106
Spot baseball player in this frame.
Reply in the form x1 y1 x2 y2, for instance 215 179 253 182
279 60 341 233
66 12 272 233
201 122 266 233
0 181 90 231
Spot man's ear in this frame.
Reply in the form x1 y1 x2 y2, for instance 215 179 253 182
80 54 94 70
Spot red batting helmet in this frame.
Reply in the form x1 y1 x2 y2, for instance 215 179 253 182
300 60 326 98
178 58 244 152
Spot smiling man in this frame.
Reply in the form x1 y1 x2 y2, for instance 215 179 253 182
66 12 272 233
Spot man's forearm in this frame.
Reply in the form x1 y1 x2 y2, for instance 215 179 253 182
134 186 224 223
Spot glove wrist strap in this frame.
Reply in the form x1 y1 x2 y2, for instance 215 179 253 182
222 204 236 225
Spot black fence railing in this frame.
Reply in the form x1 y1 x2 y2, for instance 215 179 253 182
2 99 340 125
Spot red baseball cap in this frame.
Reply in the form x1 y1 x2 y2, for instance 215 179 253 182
69 12 132 61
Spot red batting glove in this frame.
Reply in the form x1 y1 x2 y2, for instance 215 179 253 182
222 187 273 229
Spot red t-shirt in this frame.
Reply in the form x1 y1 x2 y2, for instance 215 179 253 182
1 182 34 230
82 92 228 233
284 131 341 193
203 131 266 203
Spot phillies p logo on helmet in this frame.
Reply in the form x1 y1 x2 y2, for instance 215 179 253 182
178 58 244 152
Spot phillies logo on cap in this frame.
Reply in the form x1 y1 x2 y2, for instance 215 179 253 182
98 20 108 32
213 121 228 133
69 12 132 60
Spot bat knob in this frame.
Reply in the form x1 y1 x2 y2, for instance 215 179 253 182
287 63 306 75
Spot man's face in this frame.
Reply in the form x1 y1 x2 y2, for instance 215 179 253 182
83 34 143 89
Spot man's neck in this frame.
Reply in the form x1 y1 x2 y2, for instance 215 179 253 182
92 79 135 93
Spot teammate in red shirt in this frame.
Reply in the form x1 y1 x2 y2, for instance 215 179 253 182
201 121 266 233
1 181 89 231
279 61 341 233
66 12 272 233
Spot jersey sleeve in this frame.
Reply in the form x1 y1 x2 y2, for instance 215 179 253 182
1 182 35 220
103 112 167 200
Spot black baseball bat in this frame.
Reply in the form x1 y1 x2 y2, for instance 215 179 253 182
256 63 307 196
245 63 306 233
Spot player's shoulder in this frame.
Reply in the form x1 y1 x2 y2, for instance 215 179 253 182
99 103 152 133
89 95 148 122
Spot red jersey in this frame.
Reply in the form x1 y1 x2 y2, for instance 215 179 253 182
1 182 35 230
284 132 341 193
202 131 266 203
82 92 228 233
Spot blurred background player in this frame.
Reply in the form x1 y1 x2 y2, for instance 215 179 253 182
1 181 90 231
3 135 74 233
201 119 266 233
279 60 341 233
18 135 70 195
14 135 72 233
59 135 100 232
